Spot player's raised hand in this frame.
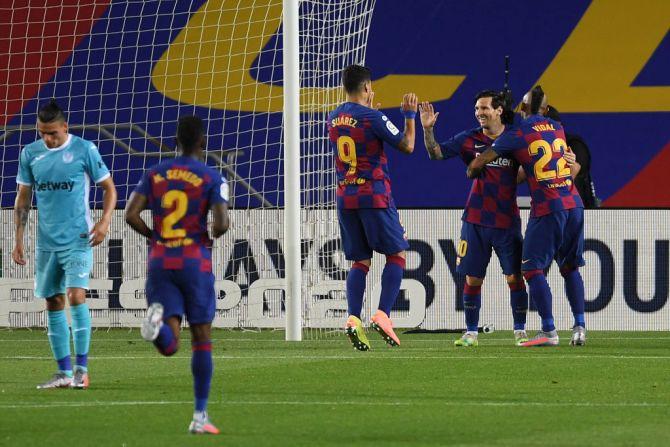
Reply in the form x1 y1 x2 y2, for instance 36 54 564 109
419 101 439 129
12 242 26 265
89 217 111 247
401 93 418 115
365 90 381 110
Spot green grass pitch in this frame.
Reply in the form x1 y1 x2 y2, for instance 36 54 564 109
1 329 669 446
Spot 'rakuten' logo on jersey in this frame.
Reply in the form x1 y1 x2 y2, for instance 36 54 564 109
474 152 515 168
486 157 514 168
36 181 75 192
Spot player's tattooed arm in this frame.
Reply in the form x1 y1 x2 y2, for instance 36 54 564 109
419 101 443 160
466 148 498 178
124 192 152 238
12 184 32 265
397 93 417 154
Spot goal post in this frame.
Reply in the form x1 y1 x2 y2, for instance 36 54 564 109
283 0 301 341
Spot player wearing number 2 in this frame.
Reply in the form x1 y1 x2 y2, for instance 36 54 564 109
125 116 230 434
328 64 417 351
467 86 585 347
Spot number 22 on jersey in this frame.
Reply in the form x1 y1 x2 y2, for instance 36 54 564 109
528 137 571 181
337 135 357 176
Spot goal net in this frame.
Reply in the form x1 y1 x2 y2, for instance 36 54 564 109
0 0 377 335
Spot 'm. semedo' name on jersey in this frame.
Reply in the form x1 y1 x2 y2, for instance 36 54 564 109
532 123 556 132
153 169 203 187
331 116 358 128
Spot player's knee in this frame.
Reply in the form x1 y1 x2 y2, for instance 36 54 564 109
66 288 86 306
523 270 544 281
385 253 406 269
45 295 66 311
559 265 578 278
352 260 370 271
507 274 525 291
465 276 483 287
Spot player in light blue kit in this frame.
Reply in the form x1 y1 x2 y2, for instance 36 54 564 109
13 100 117 389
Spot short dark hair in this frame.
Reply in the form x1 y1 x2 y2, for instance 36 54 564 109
37 99 66 123
529 85 545 115
177 115 204 150
342 65 371 94
545 105 561 123
474 90 505 110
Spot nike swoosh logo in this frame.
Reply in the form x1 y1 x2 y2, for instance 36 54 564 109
77 273 88 278
474 144 487 148
35 154 47 161
522 259 531 263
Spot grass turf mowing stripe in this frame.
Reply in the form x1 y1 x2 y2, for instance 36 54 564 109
3 400 669 409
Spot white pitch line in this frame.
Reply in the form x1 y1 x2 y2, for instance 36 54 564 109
1 336 669 343
4 354 670 360
2 399 668 410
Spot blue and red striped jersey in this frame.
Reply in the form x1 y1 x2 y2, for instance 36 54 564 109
441 128 520 229
134 155 228 272
328 102 404 209
492 115 583 218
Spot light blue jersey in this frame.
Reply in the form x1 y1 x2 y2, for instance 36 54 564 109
17 134 110 251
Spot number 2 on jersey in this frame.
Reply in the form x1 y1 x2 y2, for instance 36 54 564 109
528 138 571 181
337 135 357 176
161 190 188 238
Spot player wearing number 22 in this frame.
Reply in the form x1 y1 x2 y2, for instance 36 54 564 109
467 86 585 347
327 64 417 351
125 116 230 434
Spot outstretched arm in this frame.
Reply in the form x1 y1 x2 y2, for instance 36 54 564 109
419 101 443 160
12 185 32 265
466 148 499 178
396 93 418 154
124 192 151 238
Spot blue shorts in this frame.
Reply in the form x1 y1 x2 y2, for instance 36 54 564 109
35 248 93 298
338 206 409 261
145 268 216 325
522 208 585 272
456 222 523 278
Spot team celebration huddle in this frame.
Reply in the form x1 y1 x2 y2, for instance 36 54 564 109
14 63 585 435
328 65 586 351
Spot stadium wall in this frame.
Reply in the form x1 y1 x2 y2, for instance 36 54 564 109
1 209 668 330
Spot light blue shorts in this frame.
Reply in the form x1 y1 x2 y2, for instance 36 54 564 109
35 248 93 298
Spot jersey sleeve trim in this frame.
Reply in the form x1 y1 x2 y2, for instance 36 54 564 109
94 172 111 183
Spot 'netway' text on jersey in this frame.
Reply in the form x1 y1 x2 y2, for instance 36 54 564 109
16 134 111 251
328 102 405 209
441 128 520 229
135 156 228 272
492 116 583 218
